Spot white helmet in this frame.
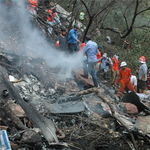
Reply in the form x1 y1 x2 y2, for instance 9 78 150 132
120 61 127 67
103 53 107 58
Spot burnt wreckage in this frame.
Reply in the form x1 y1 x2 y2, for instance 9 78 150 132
0 1 150 150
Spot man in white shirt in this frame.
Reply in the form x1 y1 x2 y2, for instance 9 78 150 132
125 75 137 93
131 75 137 92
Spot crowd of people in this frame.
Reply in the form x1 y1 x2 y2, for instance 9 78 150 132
28 1 150 99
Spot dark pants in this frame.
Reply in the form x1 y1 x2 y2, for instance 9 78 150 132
83 62 98 87
138 79 147 90
68 43 78 54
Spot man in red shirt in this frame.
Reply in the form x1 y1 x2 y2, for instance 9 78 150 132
109 53 119 85
116 61 135 97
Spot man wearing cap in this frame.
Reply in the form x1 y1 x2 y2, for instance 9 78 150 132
55 27 68 52
109 53 119 85
138 56 148 94
97 53 113 80
81 36 99 87
68 24 80 54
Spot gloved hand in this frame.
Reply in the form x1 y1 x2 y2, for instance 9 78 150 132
125 78 130 84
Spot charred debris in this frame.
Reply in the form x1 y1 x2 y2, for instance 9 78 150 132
1 49 150 150
0 1 150 150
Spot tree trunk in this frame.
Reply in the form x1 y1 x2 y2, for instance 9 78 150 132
82 17 93 42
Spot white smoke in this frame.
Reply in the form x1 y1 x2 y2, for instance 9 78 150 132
0 0 84 79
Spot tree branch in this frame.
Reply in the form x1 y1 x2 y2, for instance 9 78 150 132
80 0 91 18
93 0 116 20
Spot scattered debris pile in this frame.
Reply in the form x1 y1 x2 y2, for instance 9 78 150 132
0 1 150 150
0 50 150 150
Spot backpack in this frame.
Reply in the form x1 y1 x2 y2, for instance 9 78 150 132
101 57 111 66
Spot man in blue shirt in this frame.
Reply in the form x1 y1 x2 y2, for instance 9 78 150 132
82 36 99 87
68 24 80 54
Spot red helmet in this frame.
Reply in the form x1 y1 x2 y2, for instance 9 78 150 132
139 56 146 63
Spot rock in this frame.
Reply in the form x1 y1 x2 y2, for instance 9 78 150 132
20 130 42 144
32 84 39 92
48 88 56 95
9 100 26 117
120 102 138 114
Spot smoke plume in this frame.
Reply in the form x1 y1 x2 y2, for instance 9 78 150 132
0 0 83 80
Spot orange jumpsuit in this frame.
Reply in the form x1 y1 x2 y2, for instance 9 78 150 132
116 67 134 96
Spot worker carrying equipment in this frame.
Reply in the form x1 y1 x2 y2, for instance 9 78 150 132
116 61 135 97
79 12 85 20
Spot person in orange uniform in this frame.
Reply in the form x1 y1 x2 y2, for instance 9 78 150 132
95 46 102 73
116 61 135 98
109 53 119 85
47 7 61 34
79 43 86 53
28 0 37 16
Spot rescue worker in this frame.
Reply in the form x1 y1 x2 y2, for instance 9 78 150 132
47 7 61 34
109 53 119 85
81 36 99 87
68 24 80 54
95 46 102 73
79 12 85 21
97 53 113 80
79 43 86 53
55 27 68 52
28 0 37 16
79 43 87 78
116 61 135 98
138 56 148 94
124 40 131 53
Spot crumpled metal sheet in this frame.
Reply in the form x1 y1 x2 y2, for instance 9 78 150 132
135 116 150 137
49 101 85 114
